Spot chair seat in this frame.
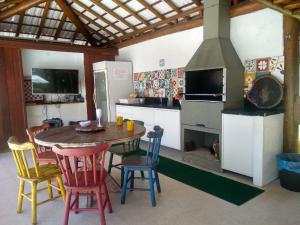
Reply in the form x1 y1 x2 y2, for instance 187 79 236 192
37 151 57 164
64 170 108 190
18 164 62 181
122 156 154 168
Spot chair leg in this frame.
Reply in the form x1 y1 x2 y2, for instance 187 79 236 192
96 191 106 225
140 171 145 179
121 169 129 204
64 192 72 225
17 179 25 213
154 169 161 193
56 176 66 201
130 171 135 190
120 166 124 188
31 182 37 225
148 169 156 207
103 183 113 213
47 179 53 200
75 192 79 214
107 153 114 174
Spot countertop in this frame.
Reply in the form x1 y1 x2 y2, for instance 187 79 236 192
222 108 284 116
116 102 181 110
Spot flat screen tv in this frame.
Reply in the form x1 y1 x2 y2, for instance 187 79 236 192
32 68 79 94
185 68 226 101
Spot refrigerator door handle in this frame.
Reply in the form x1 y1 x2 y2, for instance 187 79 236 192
93 88 97 109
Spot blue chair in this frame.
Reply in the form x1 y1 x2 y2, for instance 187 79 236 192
121 126 164 207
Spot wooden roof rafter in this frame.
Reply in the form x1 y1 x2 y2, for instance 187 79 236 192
111 0 149 26
89 0 136 31
0 0 266 48
0 0 48 21
0 0 25 9
36 0 51 39
72 0 125 36
252 0 300 20
15 11 24 37
54 0 98 46
54 13 66 40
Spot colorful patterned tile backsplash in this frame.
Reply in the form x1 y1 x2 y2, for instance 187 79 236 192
133 56 284 100
133 67 185 98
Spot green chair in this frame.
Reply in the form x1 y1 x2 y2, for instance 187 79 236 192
107 120 145 184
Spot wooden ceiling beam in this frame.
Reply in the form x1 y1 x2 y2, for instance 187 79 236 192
191 0 202 7
111 0 150 26
15 11 25 37
0 38 118 54
251 0 300 20
36 0 51 39
90 0 136 31
55 0 98 46
72 0 124 36
54 13 66 40
164 0 181 14
273 0 292 4
138 0 165 20
230 1 265 17
284 1 300 10
0 0 24 9
0 0 47 21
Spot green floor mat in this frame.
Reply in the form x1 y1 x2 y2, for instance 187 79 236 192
136 149 264 206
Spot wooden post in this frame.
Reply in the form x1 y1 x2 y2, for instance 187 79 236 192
283 15 299 153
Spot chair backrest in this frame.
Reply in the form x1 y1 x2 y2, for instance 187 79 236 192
7 136 40 179
52 143 111 187
131 120 144 150
26 123 50 157
145 126 164 166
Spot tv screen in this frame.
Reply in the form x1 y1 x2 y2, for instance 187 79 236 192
32 68 79 94
185 68 224 101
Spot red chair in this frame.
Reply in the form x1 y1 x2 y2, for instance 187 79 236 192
52 143 113 225
26 124 57 164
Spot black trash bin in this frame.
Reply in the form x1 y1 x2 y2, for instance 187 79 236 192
277 153 300 192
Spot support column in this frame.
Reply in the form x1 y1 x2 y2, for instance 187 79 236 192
283 15 299 152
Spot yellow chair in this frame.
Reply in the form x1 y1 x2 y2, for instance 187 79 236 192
7 136 66 225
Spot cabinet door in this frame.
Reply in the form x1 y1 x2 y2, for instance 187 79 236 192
132 107 155 126
222 114 253 177
154 109 181 150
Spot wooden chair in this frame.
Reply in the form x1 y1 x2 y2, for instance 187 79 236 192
121 126 164 207
7 136 65 225
107 120 145 184
52 143 113 225
26 123 57 164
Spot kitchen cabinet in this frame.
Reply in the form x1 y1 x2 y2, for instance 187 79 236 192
116 105 181 150
222 112 284 186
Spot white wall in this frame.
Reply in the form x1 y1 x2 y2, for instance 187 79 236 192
117 9 283 73
21 49 87 127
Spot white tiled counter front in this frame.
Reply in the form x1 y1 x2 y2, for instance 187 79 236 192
116 105 181 150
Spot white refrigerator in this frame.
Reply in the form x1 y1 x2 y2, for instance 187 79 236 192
93 61 133 122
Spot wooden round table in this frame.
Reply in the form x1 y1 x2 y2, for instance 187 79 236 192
34 122 146 148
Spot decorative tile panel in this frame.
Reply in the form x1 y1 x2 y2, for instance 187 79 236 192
243 56 284 97
133 67 185 99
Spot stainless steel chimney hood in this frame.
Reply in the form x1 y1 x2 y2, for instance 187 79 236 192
185 0 243 72
184 0 244 105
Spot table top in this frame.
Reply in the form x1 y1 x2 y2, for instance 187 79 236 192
34 122 146 148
